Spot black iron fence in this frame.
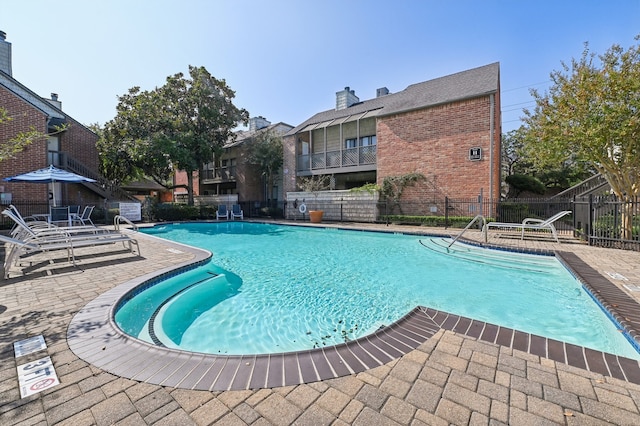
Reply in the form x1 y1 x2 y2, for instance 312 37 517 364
4 195 638 251
574 194 639 251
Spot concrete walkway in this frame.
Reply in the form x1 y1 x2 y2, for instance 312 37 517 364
1 222 640 425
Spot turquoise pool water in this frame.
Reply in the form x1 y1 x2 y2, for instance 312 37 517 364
115 222 640 358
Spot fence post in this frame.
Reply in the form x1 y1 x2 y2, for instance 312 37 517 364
445 197 449 229
588 194 594 246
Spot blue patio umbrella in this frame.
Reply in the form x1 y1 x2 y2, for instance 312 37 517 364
3 164 96 206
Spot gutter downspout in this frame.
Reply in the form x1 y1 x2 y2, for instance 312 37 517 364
489 93 495 203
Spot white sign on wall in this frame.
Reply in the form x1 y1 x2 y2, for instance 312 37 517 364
119 203 142 222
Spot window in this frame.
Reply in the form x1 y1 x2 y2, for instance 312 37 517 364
345 138 357 149
361 135 377 146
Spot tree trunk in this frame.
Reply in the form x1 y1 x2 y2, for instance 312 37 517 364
187 171 195 206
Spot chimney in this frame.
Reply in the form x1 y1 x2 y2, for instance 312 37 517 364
376 87 390 97
0 31 12 76
47 93 62 110
249 116 271 132
336 87 359 110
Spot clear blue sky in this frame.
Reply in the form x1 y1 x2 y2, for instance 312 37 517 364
2 0 638 133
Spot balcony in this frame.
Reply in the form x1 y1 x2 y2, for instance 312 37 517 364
201 166 236 184
297 145 377 174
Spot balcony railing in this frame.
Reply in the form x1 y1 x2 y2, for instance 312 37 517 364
201 166 236 182
298 145 376 172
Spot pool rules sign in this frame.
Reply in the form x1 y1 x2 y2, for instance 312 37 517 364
14 336 60 398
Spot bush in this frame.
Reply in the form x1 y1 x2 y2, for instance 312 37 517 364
379 215 492 228
258 206 282 217
151 203 201 221
505 174 546 196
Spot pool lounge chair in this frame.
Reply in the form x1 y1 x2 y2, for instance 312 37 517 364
216 205 229 220
1 208 140 278
231 204 243 220
483 210 572 243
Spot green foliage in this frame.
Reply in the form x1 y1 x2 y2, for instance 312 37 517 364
380 173 426 215
247 130 284 201
379 215 490 228
380 173 425 201
349 183 380 194
523 36 640 202
593 214 640 240
100 66 249 205
149 203 216 221
502 127 532 176
505 174 546 197
257 206 283 217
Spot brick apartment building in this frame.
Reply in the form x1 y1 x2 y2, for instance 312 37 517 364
175 117 293 203
0 31 103 207
283 63 501 213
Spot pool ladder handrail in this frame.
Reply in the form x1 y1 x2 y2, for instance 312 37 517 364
448 214 486 247
114 215 138 232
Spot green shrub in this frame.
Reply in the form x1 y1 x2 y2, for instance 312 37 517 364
151 203 200 221
505 174 546 195
379 215 493 228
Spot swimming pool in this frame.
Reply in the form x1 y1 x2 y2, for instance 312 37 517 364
115 222 640 359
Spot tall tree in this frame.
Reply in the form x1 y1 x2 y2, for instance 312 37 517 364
523 36 640 238
502 127 531 177
247 130 283 203
102 66 248 205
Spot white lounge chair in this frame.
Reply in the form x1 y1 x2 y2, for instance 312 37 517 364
231 204 243 220
483 210 572 243
216 205 229 220
1 208 140 278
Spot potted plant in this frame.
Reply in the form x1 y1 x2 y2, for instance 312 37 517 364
298 175 331 223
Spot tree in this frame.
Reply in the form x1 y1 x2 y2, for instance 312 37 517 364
247 130 283 204
502 127 593 195
502 127 532 177
523 36 640 238
102 66 248 205
0 107 66 163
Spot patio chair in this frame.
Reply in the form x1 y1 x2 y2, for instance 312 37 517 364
72 205 95 226
50 206 71 227
231 204 243 220
1 208 140 278
216 205 229 220
483 210 572 243
68 205 80 217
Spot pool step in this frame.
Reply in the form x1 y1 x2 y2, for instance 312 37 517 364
419 237 555 272
149 273 233 348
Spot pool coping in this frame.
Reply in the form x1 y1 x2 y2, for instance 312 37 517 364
67 227 640 391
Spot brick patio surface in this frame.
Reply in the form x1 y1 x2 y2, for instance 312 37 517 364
1 221 640 425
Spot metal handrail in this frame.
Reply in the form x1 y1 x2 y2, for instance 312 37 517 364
114 215 138 232
448 214 486 247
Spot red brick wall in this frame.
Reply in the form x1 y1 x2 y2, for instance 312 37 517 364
376 95 500 203
0 85 50 202
61 116 99 170
1 85 101 204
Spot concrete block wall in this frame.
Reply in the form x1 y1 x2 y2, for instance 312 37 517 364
286 190 378 222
